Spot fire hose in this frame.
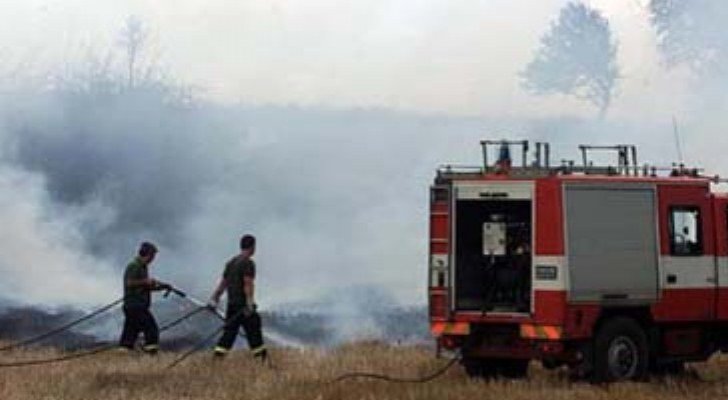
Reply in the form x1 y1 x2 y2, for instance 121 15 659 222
329 353 461 384
0 286 461 385
0 285 255 370
0 304 207 368
0 297 125 352
166 294 461 385
166 297 254 369
0 285 186 353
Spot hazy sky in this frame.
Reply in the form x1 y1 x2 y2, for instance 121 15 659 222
0 0 693 119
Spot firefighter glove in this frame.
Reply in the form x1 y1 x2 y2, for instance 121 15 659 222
206 298 219 310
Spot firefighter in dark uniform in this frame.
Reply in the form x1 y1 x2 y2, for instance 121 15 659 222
208 234 267 360
118 242 171 353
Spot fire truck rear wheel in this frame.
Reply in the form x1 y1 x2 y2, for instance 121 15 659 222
593 317 649 383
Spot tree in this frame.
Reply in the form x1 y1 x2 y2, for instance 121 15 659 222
521 2 619 116
117 15 148 88
648 0 728 74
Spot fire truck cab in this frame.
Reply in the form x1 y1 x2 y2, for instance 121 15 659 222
429 140 728 382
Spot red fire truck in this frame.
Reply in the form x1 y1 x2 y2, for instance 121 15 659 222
429 140 728 382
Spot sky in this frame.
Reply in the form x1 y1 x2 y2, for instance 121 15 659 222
0 0 693 119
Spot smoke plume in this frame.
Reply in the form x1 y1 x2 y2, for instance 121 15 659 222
1 2 728 345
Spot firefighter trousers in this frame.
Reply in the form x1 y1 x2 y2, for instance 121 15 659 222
216 303 265 354
119 306 159 351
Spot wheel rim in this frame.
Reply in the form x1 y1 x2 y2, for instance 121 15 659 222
607 335 638 379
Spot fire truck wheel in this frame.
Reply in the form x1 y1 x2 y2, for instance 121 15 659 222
593 317 649 383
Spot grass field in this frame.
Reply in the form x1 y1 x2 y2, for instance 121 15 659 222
1 343 728 400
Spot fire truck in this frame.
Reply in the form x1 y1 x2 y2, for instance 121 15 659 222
429 140 728 382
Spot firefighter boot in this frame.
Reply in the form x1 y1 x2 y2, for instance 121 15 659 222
113 346 136 355
142 344 159 355
213 346 230 358
252 346 268 364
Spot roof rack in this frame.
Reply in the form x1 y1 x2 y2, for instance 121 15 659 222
437 139 716 180
578 144 638 176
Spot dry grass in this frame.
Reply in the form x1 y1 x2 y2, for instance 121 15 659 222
1 343 728 400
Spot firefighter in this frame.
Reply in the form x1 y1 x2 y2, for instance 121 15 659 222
208 234 267 361
118 241 172 353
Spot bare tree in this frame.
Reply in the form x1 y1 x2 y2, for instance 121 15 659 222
648 0 728 73
48 18 193 104
50 46 122 96
521 2 619 116
117 15 148 88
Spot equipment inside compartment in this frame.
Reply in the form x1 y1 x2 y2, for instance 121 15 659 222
455 200 532 313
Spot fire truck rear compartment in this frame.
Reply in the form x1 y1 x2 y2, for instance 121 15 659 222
455 199 532 312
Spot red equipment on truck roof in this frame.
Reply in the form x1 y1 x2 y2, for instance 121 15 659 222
429 140 728 382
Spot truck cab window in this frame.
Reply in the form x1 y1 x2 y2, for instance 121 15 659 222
669 207 702 256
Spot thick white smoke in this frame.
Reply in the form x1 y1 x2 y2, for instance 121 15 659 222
0 164 117 308
0 1 727 328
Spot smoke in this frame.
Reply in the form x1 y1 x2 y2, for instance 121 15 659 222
311 286 428 344
0 74 499 313
0 2 727 346
5 88 229 256
0 163 116 308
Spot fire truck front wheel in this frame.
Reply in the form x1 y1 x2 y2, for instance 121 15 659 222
592 317 649 383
